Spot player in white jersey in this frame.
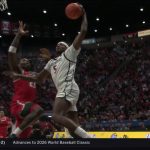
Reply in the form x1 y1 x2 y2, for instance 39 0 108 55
44 42 80 112
13 5 92 138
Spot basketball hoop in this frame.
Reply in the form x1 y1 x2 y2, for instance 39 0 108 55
0 0 8 11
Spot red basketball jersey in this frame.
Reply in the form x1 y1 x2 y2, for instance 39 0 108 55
12 70 37 104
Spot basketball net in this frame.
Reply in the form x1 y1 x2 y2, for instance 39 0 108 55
0 0 8 11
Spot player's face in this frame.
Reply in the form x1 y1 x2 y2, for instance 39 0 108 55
19 58 31 70
56 43 68 54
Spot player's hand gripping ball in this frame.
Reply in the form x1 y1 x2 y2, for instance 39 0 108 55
65 3 83 20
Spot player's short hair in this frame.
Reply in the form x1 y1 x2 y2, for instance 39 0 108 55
58 41 69 48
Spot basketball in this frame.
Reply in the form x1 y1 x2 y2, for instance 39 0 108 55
65 3 83 20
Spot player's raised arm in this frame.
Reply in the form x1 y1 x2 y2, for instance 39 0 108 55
73 6 88 50
8 21 29 73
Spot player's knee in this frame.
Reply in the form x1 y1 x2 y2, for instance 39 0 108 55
30 104 44 116
37 108 44 115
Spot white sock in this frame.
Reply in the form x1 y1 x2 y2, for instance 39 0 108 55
74 126 92 138
12 127 22 136
64 128 73 138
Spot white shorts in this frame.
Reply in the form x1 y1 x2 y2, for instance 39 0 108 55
56 83 80 112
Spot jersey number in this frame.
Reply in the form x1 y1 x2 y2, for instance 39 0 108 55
29 82 36 88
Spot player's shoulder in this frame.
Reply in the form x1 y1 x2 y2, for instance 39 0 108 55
45 58 55 69
48 58 55 63
67 44 74 50
66 44 81 52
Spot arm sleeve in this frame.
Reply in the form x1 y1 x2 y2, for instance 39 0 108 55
64 44 81 62
44 60 52 73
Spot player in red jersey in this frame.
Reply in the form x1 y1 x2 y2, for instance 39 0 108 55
8 21 44 138
0 110 12 138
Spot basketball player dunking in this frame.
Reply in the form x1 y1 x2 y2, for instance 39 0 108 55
13 6 92 138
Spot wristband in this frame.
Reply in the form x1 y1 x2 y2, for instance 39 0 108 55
8 46 17 53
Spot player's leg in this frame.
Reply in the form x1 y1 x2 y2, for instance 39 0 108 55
66 111 79 125
52 97 92 138
11 118 32 138
65 111 79 138
19 126 32 138
19 103 43 130
10 102 43 138
64 98 79 138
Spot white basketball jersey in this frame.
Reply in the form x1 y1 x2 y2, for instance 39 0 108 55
44 45 80 91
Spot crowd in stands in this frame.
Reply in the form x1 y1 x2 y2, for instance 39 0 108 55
0 38 150 135
76 39 150 131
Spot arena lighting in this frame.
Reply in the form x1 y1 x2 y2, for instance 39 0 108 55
43 9 47 14
140 8 144 12
31 35 34 38
78 31 80 34
54 23 58 27
48 116 52 118
0 35 2 38
109 27 112 31
126 24 129 28
142 21 146 24
7 12 11 16
62 33 65 36
96 17 100 21
94 29 98 32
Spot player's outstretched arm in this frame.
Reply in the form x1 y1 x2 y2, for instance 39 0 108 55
8 21 29 73
73 6 88 50
13 69 49 84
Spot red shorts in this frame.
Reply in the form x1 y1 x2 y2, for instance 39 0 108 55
11 100 41 138
11 100 40 119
